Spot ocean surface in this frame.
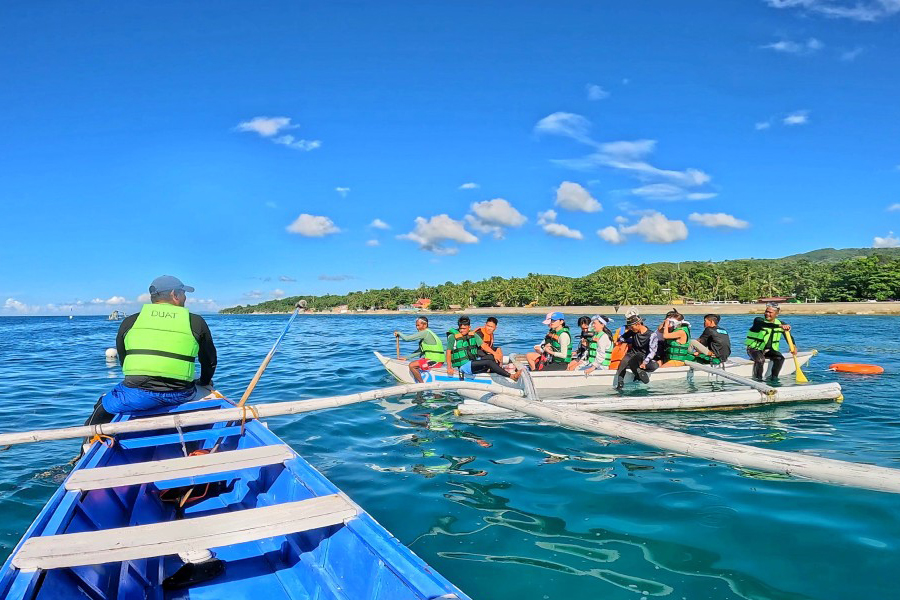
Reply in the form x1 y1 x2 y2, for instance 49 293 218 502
0 313 897 599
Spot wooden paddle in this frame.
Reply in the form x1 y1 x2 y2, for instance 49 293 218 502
783 330 808 384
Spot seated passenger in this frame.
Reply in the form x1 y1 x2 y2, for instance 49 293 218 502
527 312 572 372
473 316 503 364
690 314 731 364
659 310 693 367
615 315 659 390
569 315 614 373
394 316 445 383
446 317 520 381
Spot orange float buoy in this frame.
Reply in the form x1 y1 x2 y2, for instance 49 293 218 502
829 363 884 375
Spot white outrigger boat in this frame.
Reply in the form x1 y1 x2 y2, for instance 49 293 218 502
375 350 817 392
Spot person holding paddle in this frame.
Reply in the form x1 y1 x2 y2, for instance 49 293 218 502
745 302 794 380
394 316 444 383
85 276 217 426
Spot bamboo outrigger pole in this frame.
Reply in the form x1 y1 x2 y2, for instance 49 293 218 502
0 382 524 448
687 361 776 394
467 390 900 495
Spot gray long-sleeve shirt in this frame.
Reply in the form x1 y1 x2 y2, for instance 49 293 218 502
397 329 441 359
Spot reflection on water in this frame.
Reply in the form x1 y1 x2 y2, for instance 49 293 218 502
1 314 898 599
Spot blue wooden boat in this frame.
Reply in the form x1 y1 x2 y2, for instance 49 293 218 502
0 395 470 599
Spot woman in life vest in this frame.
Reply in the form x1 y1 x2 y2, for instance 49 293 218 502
569 315 615 374
658 309 693 367
572 316 594 363
526 312 572 371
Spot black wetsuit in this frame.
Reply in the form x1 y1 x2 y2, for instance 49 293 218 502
616 328 659 383
697 326 731 362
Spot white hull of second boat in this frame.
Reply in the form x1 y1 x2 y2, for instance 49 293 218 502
374 350 816 393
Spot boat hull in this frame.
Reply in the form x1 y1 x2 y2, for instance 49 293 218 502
375 350 816 393
0 395 470 600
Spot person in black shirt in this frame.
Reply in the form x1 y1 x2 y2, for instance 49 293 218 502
690 314 732 363
615 315 659 390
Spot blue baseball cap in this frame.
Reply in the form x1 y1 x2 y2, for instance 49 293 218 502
542 311 565 325
149 275 195 294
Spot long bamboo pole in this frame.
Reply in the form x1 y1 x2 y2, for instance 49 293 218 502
237 300 306 407
688 361 775 394
0 382 522 448
471 392 900 495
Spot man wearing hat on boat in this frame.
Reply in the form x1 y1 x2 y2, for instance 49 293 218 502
614 313 659 390
87 276 217 424
745 302 794 381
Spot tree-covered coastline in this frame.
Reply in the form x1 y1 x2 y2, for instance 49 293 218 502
221 248 900 314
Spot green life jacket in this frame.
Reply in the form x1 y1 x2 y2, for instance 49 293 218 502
666 324 695 362
586 332 613 366
745 318 782 352
548 326 572 364
447 329 481 367
419 328 445 363
122 304 199 381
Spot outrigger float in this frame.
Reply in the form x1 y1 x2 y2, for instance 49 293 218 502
375 350 843 415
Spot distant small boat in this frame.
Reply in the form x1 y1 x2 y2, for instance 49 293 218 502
0 394 469 599
107 310 126 320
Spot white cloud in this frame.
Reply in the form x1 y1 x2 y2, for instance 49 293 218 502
459 182 480 190
366 239 380 246
185 297 220 311
755 121 772 130
272 135 321 151
534 112 593 144
538 113 715 204
465 198 527 239
244 290 263 299
887 203 900 211
555 181 602 212
318 275 355 281
235 116 320 152
689 212 750 229
783 110 810 126
598 226 626 244
537 209 583 239
841 47 865 61
105 296 127 305
614 215 629 224
335 187 350 197
137 293 151 303
874 231 900 248
760 38 824 54
631 183 717 201
286 214 341 237
370 218 390 229
279 275 296 282
270 289 286 298
763 0 900 22
586 84 610 101
3 298 29 313
619 212 688 243
235 116 296 137
397 214 479 255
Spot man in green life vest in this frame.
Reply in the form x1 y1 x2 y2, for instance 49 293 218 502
394 316 445 383
445 316 520 381
86 275 218 424
745 302 794 380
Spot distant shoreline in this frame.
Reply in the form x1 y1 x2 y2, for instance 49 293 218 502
231 301 900 316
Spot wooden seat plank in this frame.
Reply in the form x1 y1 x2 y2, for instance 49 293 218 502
13 494 357 570
66 445 295 491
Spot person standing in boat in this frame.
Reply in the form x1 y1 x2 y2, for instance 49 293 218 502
615 314 659 390
446 316 520 381
570 315 614 374
745 302 794 380
690 314 732 364
394 316 444 383
86 276 217 425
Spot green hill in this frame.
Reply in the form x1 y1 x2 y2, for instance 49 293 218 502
779 247 900 263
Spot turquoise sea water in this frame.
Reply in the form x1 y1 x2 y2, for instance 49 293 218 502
0 314 897 599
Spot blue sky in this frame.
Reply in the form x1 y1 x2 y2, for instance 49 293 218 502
2 0 899 314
